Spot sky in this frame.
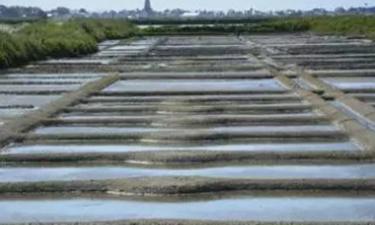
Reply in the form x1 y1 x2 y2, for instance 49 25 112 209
0 0 374 11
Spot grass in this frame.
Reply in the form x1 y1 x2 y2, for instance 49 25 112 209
0 23 27 33
0 19 139 69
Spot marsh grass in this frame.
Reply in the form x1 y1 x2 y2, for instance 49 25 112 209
141 15 375 38
141 20 310 35
0 19 138 68
1 16 374 69
307 15 375 39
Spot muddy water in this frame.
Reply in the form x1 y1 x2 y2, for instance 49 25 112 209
96 38 159 57
0 108 35 117
103 79 286 93
1 164 375 183
2 142 358 155
158 44 246 49
59 109 314 117
1 73 105 79
0 84 81 93
0 197 374 223
109 46 149 51
321 77 375 91
0 72 100 119
33 126 169 135
32 125 341 135
41 59 114 65
0 95 60 107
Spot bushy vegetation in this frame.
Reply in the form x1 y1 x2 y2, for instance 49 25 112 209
142 15 375 38
307 16 375 39
1 15 374 69
132 17 272 25
142 19 310 35
0 19 138 68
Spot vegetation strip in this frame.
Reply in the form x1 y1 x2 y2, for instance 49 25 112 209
0 19 138 68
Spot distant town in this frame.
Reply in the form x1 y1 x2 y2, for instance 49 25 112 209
1 0 375 21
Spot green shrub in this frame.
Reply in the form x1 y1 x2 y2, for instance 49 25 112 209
308 15 375 38
0 19 139 68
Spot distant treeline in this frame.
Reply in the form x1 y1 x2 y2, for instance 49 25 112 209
131 17 273 25
0 5 46 21
0 19 138 68
142 19 311 35
142 15 375 38
1 15 374 69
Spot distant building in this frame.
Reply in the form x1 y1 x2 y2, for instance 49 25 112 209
181 11 199 18
142 0 153 17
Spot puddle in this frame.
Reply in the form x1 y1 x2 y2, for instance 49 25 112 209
41 59 113 65
286 45 375 54
97 51 141 56
86 93 300 103
76 99 303 107
0 80 82 85
59 112 317 119
0 94 60 118
1 73 104 80
321 77 375 91
103 79 286 93
108 46 149 51
309 69 375 77
0 105 34 109
0 197 374 223
0 78 91 84
0 164 375 183
33 127 170 135
32 125 340 135
99 40 121 45
0 108 35 118
60 107 316 118
2 142 358 155
158 45 246 49
268 43 370 48
0 95 60 107
0 84 81 93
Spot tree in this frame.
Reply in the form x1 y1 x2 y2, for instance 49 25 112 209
55 7 70 16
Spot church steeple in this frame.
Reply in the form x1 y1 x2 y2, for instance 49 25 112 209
144 0 153 14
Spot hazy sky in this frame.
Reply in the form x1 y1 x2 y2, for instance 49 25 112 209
0 0 373 11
